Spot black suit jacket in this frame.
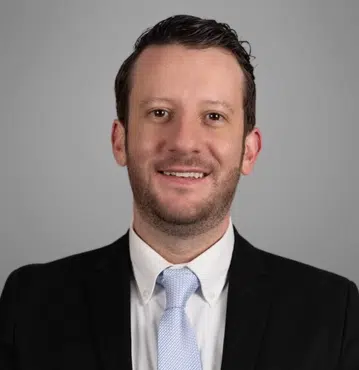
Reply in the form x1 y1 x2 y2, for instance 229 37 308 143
1 226 359 370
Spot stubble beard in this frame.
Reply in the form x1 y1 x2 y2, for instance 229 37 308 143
126 154 243 239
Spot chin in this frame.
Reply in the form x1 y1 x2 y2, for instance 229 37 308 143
154 203 206 223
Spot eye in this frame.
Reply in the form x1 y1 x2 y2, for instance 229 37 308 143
206 112 225 122
151 109 169 118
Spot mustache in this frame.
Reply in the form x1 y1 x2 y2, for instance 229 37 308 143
156 156 212 171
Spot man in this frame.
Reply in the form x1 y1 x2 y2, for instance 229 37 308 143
0 14 358 370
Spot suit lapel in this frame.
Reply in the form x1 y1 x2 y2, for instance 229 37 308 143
221 227 272 370
84 231 133 370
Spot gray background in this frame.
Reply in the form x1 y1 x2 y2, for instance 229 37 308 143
1 0 358 292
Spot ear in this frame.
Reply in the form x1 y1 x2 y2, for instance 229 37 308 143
111 119 127 167
241 127 262 175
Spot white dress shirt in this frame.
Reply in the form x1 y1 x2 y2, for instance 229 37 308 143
129 218 235 370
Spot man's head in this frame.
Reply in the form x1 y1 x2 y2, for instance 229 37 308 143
112 15 262 237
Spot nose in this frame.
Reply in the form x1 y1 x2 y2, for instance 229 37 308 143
165 114 202 154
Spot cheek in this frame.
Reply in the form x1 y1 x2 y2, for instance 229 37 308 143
213 138 243 166
127 128 158 167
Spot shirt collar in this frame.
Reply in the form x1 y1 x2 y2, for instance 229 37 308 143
129 218 234 307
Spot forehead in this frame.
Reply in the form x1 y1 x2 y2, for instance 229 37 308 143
130 44 245 106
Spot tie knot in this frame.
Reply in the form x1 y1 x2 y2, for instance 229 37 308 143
157 267 200 309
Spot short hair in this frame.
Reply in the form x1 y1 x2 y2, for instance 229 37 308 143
114 14 256 136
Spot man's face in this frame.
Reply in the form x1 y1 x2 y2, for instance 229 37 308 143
112 44 261 236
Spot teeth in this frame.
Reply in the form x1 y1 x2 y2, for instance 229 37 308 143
163 171 204 179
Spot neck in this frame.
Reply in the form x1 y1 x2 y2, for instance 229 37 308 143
132 207 231 264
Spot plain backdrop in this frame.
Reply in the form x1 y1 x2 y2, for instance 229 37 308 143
1 0 358 292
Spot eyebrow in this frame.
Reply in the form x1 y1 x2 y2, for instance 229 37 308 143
139 98 235 114
139 97 174 108
201 99 235 114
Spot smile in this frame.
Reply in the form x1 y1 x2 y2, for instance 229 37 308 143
157 171 210 185
160 171 208 179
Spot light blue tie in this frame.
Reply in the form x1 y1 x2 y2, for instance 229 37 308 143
157 267 202 370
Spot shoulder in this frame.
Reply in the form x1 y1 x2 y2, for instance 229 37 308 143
233 227 354 291
233 227 356 301
2 230 130 295
254 244 356 301
263 246 351 285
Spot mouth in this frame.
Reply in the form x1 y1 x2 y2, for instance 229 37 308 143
157 171 210 185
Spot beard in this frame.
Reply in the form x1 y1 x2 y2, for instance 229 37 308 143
126 152 243 239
